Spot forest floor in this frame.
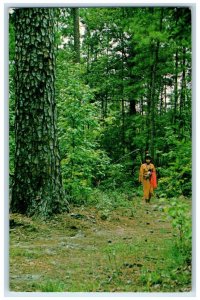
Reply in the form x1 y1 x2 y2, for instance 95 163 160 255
9 196 191 293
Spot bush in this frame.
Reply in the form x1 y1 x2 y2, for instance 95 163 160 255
156 140 191 198
166 197 192 265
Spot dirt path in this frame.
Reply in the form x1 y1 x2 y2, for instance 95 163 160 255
9 197 191 292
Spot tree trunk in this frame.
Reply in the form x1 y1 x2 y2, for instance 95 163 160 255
174 49 179 124
72 8 80 63
159 79 164 115
179 46 186 137
120 31 126 155
149 8 163 160
11 8 68 217
180 46 186 115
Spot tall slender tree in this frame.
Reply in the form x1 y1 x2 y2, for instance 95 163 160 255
72 7 80 63
11 8 68 216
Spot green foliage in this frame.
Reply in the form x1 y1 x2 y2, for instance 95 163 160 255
167 198 192 259
140 269 163 290
56 52 110 204
87 188 138 223
157 139 191 198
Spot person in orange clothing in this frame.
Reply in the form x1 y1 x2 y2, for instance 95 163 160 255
139 154 157 203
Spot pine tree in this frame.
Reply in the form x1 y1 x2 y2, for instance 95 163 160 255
11 8 68 217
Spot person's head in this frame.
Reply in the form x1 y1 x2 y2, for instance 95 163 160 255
145 154 151 164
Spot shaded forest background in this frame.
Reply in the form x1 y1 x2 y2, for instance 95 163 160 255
9 7 192 206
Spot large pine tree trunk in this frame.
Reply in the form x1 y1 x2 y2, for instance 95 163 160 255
11 8 68 217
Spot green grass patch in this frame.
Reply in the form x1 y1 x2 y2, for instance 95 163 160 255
32 279 66 292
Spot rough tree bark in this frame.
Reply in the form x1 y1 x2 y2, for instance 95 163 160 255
11 8 68 217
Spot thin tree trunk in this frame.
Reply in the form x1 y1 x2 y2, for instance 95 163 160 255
174 49 179 124
159 80 164 115
173 9 179 126
72 7 80 63
149 60 156 160
179 46 186 137
164 78 167 112
149 8 163 160
180 46 186 115
121 31 125 155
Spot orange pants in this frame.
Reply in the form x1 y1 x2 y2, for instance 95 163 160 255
142 179 153 200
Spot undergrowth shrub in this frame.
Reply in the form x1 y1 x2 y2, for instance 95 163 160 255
156 140 191 198
165 197 192 269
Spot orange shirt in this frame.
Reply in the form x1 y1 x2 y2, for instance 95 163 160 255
139 163 155 183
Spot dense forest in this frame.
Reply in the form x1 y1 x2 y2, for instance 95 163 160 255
9 7 192 292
